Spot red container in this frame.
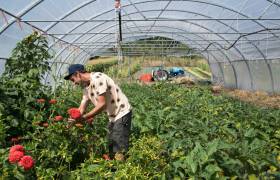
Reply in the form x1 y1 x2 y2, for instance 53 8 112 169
139 73 153 82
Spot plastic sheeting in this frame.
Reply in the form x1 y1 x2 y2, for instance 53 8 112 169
0 0 280 92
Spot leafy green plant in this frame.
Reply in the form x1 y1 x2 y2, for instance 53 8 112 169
70 135 169 179
123 83 280 178
0 32 52 146
86 61 117 73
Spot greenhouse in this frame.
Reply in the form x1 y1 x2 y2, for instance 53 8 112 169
0 0 279 179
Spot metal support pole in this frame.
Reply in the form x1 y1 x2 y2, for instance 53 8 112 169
115 0 123 65
118 11 123 42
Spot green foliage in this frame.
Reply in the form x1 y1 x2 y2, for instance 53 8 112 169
70 136 169 179
3 31 51 80
0 32 52 147
122 36 192 55
30 119 107 179
1 82 279 179
123 83 280 178
87 58 142 79
0 100 7 147
86 61 117 73
107 60 141 79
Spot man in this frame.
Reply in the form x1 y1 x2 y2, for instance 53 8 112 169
64 64 132 160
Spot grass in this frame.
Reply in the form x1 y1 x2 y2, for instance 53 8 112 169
184 67 211 80
86 57 117 65
85 56 211 81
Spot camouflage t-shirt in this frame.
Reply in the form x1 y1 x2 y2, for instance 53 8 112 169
81 72 131 122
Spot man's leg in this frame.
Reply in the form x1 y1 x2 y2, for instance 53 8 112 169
107 121 115 159
109 111 132 160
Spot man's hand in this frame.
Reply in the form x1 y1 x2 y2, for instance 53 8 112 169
68 114 94 127
68 116 85 123
86 117 94 125
82 114 94 125
67 118 76 123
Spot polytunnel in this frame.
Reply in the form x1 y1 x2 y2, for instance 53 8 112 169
1 1 280 178
1 0 280 92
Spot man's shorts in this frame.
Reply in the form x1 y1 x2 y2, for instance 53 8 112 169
108 111 132 157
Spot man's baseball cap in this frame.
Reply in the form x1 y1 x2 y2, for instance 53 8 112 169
64 64 85 80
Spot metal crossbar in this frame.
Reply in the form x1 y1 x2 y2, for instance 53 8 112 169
48 31 280 35
20 18 280 22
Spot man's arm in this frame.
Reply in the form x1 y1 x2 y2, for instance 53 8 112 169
82 94 106 120
83 75 107 123
79 92 89 115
